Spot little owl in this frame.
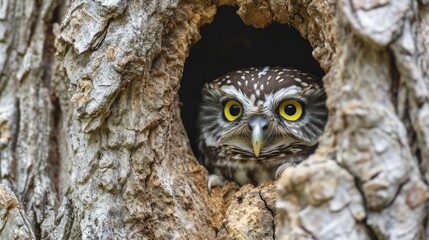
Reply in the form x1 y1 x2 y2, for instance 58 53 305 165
198 66 327 191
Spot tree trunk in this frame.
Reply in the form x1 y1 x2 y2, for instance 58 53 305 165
0 0 428 239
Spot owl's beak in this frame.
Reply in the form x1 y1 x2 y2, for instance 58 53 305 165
251 125 263 157
249 116 268 157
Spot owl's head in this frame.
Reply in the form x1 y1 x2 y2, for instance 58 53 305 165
198 67 328 160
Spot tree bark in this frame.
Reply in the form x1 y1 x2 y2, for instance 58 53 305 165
1 0 428 239
277 1 429 239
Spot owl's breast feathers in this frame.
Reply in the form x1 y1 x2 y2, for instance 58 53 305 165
201 142 317 186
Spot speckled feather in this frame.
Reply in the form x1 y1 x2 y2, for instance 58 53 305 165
198 67 328 186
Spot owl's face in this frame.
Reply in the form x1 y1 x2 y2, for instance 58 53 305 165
198 67 327 163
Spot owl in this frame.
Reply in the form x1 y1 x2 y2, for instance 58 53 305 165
197 67 328 191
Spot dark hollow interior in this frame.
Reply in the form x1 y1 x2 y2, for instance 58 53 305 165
179 7 324 160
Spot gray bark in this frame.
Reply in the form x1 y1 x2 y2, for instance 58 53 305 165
277 0 429 239
0 0 428 239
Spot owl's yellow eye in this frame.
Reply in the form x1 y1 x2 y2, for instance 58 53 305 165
223 100 243 122
279 100 303 121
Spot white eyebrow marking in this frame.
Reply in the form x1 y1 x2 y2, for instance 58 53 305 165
273 85 302 97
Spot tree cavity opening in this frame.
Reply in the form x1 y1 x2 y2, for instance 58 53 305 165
179 6 324 159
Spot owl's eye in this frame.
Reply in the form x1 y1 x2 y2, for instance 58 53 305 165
223 100 243 122
278 100 303 121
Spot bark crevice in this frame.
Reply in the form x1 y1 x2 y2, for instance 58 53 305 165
259 189 276 240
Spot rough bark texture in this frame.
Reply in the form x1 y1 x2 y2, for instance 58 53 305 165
0 0 66 238
1 0 428 239
0 185 36 239
277 0 429 239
